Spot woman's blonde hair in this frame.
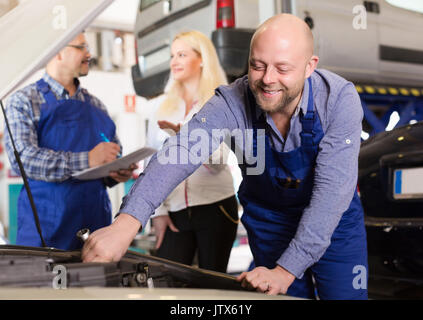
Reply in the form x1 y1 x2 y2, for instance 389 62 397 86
157 30 227 117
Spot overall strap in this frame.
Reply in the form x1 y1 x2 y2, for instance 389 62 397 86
300 77 316 147
82 90 91 105
36 79 59 107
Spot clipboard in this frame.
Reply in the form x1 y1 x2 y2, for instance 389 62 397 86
72 147 157 180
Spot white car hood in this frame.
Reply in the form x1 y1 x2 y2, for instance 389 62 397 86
0 0 114 100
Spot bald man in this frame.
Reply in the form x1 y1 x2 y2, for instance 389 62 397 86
81 15 368 300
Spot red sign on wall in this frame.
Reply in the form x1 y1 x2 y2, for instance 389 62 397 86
124 95 136 113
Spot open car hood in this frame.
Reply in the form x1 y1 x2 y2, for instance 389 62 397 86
0 245 296 299
0 0 114 100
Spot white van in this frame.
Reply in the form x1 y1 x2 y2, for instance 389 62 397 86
132 0 423 97
132 0 264 97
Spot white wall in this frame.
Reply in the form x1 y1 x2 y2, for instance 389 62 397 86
92 0 138 32
79 69 147 215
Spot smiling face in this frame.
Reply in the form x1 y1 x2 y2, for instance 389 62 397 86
61 33 92 78
248 15 318 114
170 38 203 84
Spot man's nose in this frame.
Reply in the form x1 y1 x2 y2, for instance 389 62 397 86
262 67 277 85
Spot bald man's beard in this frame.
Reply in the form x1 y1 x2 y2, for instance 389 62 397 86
251 80 304 114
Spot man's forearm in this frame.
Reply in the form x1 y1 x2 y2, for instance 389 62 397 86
118 148 202 229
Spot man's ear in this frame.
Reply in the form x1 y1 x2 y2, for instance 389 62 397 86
56 49 65 61
305 55 319 78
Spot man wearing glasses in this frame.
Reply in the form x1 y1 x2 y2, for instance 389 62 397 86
4 33 136 250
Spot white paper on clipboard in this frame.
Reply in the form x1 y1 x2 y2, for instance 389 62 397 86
72 147 157 180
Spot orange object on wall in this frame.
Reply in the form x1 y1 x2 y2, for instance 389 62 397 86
124 95 136 113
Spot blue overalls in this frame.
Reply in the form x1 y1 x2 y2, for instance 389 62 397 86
16 79 115 250
238 78 368 300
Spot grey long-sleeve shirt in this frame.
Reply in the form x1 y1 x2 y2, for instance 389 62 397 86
119 69 363 279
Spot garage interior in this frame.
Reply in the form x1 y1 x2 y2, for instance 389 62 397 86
0 0 422 301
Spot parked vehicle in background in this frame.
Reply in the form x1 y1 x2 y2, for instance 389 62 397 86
132 0 423 98
132 0 262 98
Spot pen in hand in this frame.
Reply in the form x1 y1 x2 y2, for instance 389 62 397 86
100 132 121 158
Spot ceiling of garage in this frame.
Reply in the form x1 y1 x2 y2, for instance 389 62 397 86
92 0 139 31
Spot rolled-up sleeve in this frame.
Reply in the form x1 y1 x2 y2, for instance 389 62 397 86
277 83 363 278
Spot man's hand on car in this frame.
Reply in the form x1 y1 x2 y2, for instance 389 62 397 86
81 213 141 263
237 265 296 295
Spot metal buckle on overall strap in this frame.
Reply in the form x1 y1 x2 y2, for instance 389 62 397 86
276 177 302 189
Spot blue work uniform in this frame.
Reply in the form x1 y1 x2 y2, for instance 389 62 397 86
16 79 115 250
119 71 368 300
238 78 368 300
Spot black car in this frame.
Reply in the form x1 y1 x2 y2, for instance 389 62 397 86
359 121 423 299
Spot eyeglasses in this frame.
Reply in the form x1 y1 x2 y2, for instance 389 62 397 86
67 44 90 53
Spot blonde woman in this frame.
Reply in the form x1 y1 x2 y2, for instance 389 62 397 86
143 31 238 272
